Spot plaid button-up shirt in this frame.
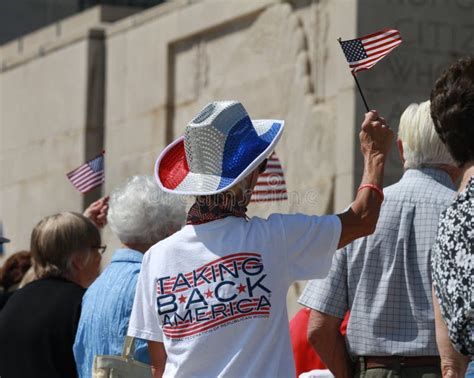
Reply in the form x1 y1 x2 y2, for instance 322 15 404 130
299 168 456 356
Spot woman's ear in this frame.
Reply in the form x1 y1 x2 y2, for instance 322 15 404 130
70 251 86 272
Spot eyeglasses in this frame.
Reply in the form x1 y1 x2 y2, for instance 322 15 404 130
91 245 107 255
258 159 268 174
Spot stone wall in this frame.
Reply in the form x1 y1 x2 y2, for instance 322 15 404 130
355 0 474 185
0 6 138 256
1 0 472 317
101 0 359 317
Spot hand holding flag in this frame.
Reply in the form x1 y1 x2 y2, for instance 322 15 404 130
83 196 109 228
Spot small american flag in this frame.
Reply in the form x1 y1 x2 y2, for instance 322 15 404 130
339 28 402 73
251 152 288 203
67 152 105 193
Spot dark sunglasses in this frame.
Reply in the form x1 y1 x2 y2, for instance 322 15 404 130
258 159 268 174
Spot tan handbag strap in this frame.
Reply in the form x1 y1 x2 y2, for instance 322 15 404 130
122 336 136 359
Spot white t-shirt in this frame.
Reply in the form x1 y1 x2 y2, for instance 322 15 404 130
128 213 341 378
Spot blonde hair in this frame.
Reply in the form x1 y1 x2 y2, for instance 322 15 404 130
398 101 455 169
30 212 100 279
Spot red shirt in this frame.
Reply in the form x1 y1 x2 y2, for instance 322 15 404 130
290 308 349 376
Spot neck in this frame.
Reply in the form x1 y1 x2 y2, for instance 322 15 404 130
122 243 153 253
459 161 474 193
64 272 86 288
430 164 462 183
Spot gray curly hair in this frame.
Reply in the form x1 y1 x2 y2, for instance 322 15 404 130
107 175 186 245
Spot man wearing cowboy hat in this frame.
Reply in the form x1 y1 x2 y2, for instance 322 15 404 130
128 100 392 377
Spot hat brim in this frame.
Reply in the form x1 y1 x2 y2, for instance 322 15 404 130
155 119 284 195
0 237 10 244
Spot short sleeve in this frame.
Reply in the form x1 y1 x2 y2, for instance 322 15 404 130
128 254 163 342
271 214 341 282
298 248 348 319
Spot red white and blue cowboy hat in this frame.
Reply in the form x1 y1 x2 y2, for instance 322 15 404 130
155 101 284 195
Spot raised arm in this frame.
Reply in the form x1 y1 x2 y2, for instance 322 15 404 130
337 110 393 249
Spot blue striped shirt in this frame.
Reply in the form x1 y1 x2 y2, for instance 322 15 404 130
74 248 149 377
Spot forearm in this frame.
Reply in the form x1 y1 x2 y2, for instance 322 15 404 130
352 155 385 225
336 110 392 248
308 310 353 377
310 331 353 377
432 288 469 377
337 156 385 248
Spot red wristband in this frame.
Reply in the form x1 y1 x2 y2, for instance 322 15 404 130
358 184 384 202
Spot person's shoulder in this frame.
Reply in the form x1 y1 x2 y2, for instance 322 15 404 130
248 213 304 230
260 213 334 223
22 278 85 301
37 278 86 299
384 175 455 205
249 213 340 238
382 177 419 199
58 278 86 296
145 227 190 260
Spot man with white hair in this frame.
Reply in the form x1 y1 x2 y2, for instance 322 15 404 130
73 175 186 378
299 101 460 378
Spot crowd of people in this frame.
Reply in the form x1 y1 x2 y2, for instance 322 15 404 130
0 56 472 378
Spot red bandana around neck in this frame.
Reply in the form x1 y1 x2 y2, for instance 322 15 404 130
186 198 248 225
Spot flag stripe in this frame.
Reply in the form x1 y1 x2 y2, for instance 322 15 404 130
76 175 104 191
349 45 400 68
67 165 89 178
72 169 103 185
253 189 288 195
350 48 400 72
364 37 402 53
76 177 104 193
250 152 287 203
253 193 288 199
251 196 288 202
70 169 96 185
262 167 284 174
360 29 399 43
163 311 270 338
256 179 286 186
163 299 262 331
73 171 104 187
361 31 400 46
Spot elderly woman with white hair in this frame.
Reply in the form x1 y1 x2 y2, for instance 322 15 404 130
299 100 460 378
73 175 186 378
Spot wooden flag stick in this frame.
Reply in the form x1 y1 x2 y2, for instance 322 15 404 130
337 37 370 112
